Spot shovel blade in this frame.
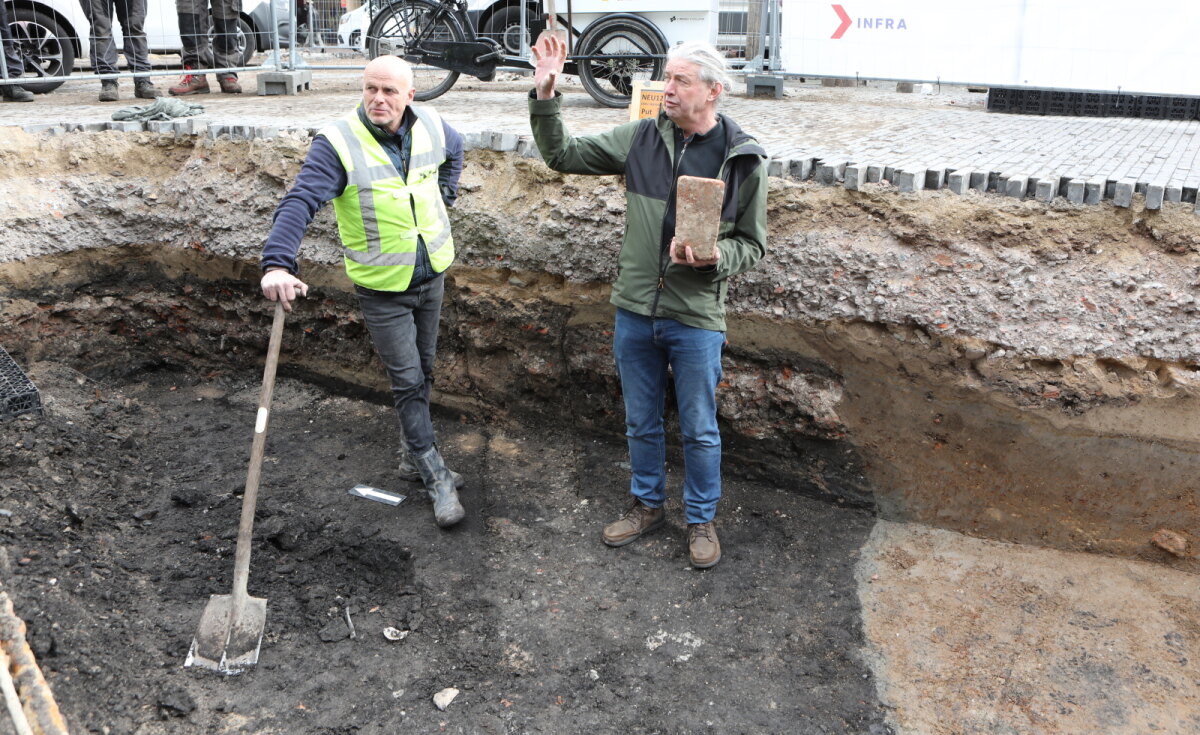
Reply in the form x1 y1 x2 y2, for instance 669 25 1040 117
184 593 268 675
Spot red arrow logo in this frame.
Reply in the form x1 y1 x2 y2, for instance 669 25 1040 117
831 4 851 39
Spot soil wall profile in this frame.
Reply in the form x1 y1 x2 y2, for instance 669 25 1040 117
1 127 1197 572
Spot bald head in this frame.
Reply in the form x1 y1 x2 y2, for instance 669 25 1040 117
362 56 416 133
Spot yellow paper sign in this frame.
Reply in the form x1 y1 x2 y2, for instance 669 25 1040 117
630 80 666 121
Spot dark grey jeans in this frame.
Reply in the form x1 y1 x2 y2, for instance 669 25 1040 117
356 274 445 456
78 0 151 77
0 0 23 79
176 0 242 72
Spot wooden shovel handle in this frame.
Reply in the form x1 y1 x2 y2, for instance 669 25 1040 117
230 301 286 607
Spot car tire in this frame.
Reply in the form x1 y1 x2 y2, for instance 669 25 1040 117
8 7 75 94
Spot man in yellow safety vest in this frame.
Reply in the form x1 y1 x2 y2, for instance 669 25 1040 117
260 55 467 528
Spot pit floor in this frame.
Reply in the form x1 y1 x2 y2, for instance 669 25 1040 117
2 352 1196 734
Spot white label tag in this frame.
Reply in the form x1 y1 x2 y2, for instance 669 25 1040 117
255 407 268 434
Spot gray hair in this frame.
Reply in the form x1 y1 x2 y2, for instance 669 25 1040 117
667 41 734 104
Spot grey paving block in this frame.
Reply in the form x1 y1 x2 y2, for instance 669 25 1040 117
844 164 867 191
207 123 230 139
184 119 208 136
789 158 814 180
1165 186 1182 203
254 125 280 139
462 132 484 150
882 165 896 183
969 171 989 192
146 120 174 135
1005 175 1029 199
924 169 945 190
816 162 846 185
1066 179 1085 204
1145 183 1165 210
516 136 540 158
1195 195 1200 215
106 121 142 132
23 123 64 135
896 169 925 193
947 169 970 195
83 122 110 133
768 158 785 178
1035 176 1059 203
866 165 883 183
1183 187 1197 204
1114 179 1136 208
1085 180 1104 205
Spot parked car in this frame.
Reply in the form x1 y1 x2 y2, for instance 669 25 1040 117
4 0 284 93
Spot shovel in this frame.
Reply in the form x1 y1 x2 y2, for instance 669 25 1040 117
185 301 286 674
538 0 568 45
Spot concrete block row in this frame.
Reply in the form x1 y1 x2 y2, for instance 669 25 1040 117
763 154 1200 215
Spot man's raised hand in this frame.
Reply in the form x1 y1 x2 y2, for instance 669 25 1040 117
532 33 566 100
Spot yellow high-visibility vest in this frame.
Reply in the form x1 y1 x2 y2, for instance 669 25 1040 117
320 106 454 291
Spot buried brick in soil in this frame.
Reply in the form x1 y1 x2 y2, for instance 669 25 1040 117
0 287 890 734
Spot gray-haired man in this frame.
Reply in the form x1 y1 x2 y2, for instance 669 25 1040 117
529 38 768 568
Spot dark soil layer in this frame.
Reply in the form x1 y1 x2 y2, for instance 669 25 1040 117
0 358 890 734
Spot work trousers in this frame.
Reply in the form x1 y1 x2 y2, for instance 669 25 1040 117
613 308 726 524
176 0 241 72
356 274 445 457
0 0 23 80
79 0 151 77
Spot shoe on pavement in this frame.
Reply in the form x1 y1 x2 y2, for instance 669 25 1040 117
133 79 158 99
217 74 242 94
0 84 34 102
688 521 721 569
98 80 119 102
169 70 210 96
602 499 665 547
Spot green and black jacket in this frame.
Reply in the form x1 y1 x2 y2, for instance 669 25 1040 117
529 91 768 332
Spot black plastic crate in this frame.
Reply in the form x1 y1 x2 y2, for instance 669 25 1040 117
1078 92 1107 116
986 87 1020 112
0 346 41 420
1137 95 1169 119
1166 96 1199 120
1106 93 1136 117
1045 90 1080 115
1018 89 1048 115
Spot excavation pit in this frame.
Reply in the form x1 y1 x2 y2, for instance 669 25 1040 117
0 127 1198 733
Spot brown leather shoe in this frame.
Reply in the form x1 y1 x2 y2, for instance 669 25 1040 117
688 521 721 568
602 499 665 547
217 74 242 94
169 70 210 96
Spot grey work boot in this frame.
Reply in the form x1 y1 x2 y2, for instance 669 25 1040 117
1 84 34 102
413 446 465 528
399 451 464 488
99 80 119 102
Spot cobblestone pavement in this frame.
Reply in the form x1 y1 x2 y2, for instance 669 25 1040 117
2 63 1198 212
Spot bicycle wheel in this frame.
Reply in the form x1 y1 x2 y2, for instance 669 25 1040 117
367 0 464 102
576 15 666 108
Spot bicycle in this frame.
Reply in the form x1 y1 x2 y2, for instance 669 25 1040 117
365 0 667 107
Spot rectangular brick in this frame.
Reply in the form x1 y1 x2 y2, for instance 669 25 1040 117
674 175 724 261
844 164 867 191
1114 179 1136 207
1145 183 1165 210
1005 175 1029 199
969 171 989 192
866 165 883 183
1066 179 1086 204
789 158 814 180
1035 176 1060 203
896 169 925 193
947 169 970 194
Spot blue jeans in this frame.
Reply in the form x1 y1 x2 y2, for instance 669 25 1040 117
356 274 445 456
613 308 725 524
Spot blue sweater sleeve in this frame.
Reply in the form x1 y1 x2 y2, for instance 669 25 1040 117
439 119 464 207
260 135 348 274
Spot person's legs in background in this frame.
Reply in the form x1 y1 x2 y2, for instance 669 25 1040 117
114 0 157 97
0 1 33 101
170 0 212 95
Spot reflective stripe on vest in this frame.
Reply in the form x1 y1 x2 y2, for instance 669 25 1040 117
320 106 454 290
